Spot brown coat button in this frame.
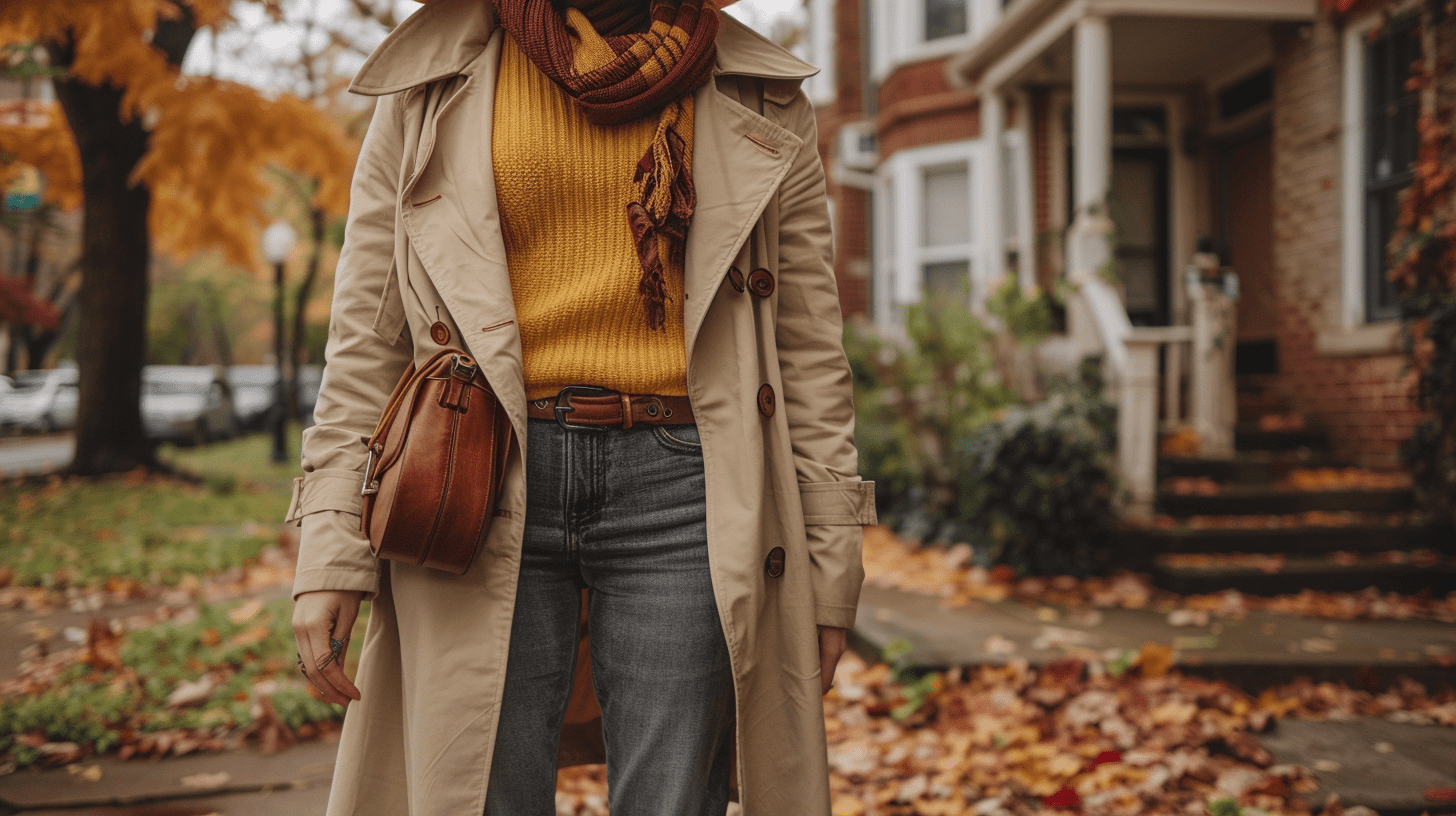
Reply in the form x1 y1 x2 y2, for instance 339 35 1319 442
430 322 451 345
727 267 746 293
757 384 776 418
747 268 775 298
765 547 785 578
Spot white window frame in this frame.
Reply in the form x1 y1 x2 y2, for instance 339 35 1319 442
1340 1 1418 329
800 0 837 107
870 0 1001 82
873 139 984 329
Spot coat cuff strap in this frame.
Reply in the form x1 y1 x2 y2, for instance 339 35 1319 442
285 469 366 525
799 481 877 526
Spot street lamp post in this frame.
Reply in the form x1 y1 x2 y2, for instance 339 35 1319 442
262 220 298 465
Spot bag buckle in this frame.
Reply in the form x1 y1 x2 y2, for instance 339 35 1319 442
450 354 478 381
361 443 384 496
555 385 614 433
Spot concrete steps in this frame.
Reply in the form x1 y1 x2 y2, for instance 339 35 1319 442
1137 394 1452 595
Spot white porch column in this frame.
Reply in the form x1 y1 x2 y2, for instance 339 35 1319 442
1066 15 1113 285
980 89 1005 297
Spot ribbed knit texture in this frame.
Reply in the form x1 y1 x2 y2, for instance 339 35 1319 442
494 33 689 402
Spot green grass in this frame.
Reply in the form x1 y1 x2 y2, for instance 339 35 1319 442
0 429 303 589
0 598 344 767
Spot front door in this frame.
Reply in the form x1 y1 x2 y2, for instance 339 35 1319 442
1220 131 1277 374
1108 148 1171 326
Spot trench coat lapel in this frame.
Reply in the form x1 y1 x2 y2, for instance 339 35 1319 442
683 79 803 359
396 31 528 443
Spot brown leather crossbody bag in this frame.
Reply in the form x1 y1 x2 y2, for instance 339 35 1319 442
360 349 514 575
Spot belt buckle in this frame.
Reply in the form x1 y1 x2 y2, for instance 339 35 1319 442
555 386 614 433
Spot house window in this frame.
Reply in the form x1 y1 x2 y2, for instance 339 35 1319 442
1362 16 1421 322
876 141 981 325
872 0 997 80
925 0 969 41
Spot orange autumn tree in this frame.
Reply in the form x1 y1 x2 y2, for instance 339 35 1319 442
0 0 355 474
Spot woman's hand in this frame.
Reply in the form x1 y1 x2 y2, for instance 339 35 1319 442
817 625 847 696
293 590 365 705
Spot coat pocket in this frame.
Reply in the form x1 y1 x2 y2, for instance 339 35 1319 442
371 259 407 344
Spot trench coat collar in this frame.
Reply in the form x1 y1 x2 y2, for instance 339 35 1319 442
350 0 819 97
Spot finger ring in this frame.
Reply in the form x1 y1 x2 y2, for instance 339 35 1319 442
330 637 345 658
316 652 337 671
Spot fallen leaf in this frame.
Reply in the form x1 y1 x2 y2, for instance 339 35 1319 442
1135 643 1176 679
166 676 217 709
83 619 122 671
179 771 231 789
226 623 272 650
1042 785 1081 810
227 597 266 624
66 764 102 782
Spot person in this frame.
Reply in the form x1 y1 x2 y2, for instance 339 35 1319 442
287 0 875 813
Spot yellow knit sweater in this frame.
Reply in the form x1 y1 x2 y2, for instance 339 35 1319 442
493 33 689 402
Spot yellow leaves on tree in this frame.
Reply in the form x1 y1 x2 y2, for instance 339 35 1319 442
0 0 355 268
138 80 354 266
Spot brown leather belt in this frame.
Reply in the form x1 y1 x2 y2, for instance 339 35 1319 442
526 386 694 431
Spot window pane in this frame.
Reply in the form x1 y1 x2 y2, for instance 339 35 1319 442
925 0 968 41
922 164 971 247
1363 18 1421 322
1365 188 1402 321
923 261 971 299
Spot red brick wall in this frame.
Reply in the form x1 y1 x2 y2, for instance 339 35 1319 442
1270 13 1423 465
811 0 872 319
876 58 979 159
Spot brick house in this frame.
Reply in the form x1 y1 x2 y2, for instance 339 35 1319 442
803 0 1431 474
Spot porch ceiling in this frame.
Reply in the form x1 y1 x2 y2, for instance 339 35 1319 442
1005 16 1279 89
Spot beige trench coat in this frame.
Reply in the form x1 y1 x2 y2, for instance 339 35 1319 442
286 2 876 813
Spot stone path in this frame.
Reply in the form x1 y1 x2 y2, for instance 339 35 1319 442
1256 718 1456 815
853 584 1456 688
0 741 335 816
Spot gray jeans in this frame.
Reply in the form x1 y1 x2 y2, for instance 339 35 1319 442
484 419 734 816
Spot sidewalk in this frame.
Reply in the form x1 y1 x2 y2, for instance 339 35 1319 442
0 741 335 816
853 584 1456 815
853 584 1456 689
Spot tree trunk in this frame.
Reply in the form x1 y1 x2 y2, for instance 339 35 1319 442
47 11 197 474
288 206 327 421
52 76 156 474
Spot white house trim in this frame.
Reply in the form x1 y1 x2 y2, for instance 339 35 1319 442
874 139 985 329
1340 1 1418 330
871 0 994 83
801 0 837 106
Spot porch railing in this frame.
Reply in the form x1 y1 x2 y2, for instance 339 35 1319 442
1068 256 1238 518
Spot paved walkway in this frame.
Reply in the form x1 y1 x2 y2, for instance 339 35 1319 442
0 741 335 816
0 435 72 477
854 584 1456 814
853 584 1456 688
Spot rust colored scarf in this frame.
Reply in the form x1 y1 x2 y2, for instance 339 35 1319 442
491 0 721 330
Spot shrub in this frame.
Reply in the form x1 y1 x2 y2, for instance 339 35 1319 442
955 361 1117 576
846 294 1118 577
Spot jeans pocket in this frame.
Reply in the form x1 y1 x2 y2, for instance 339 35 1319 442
652 424 703 454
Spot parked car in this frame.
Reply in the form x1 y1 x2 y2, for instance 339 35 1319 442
296 364 323 424
142 365 237 444
0 365 78 433
226 365 279 432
